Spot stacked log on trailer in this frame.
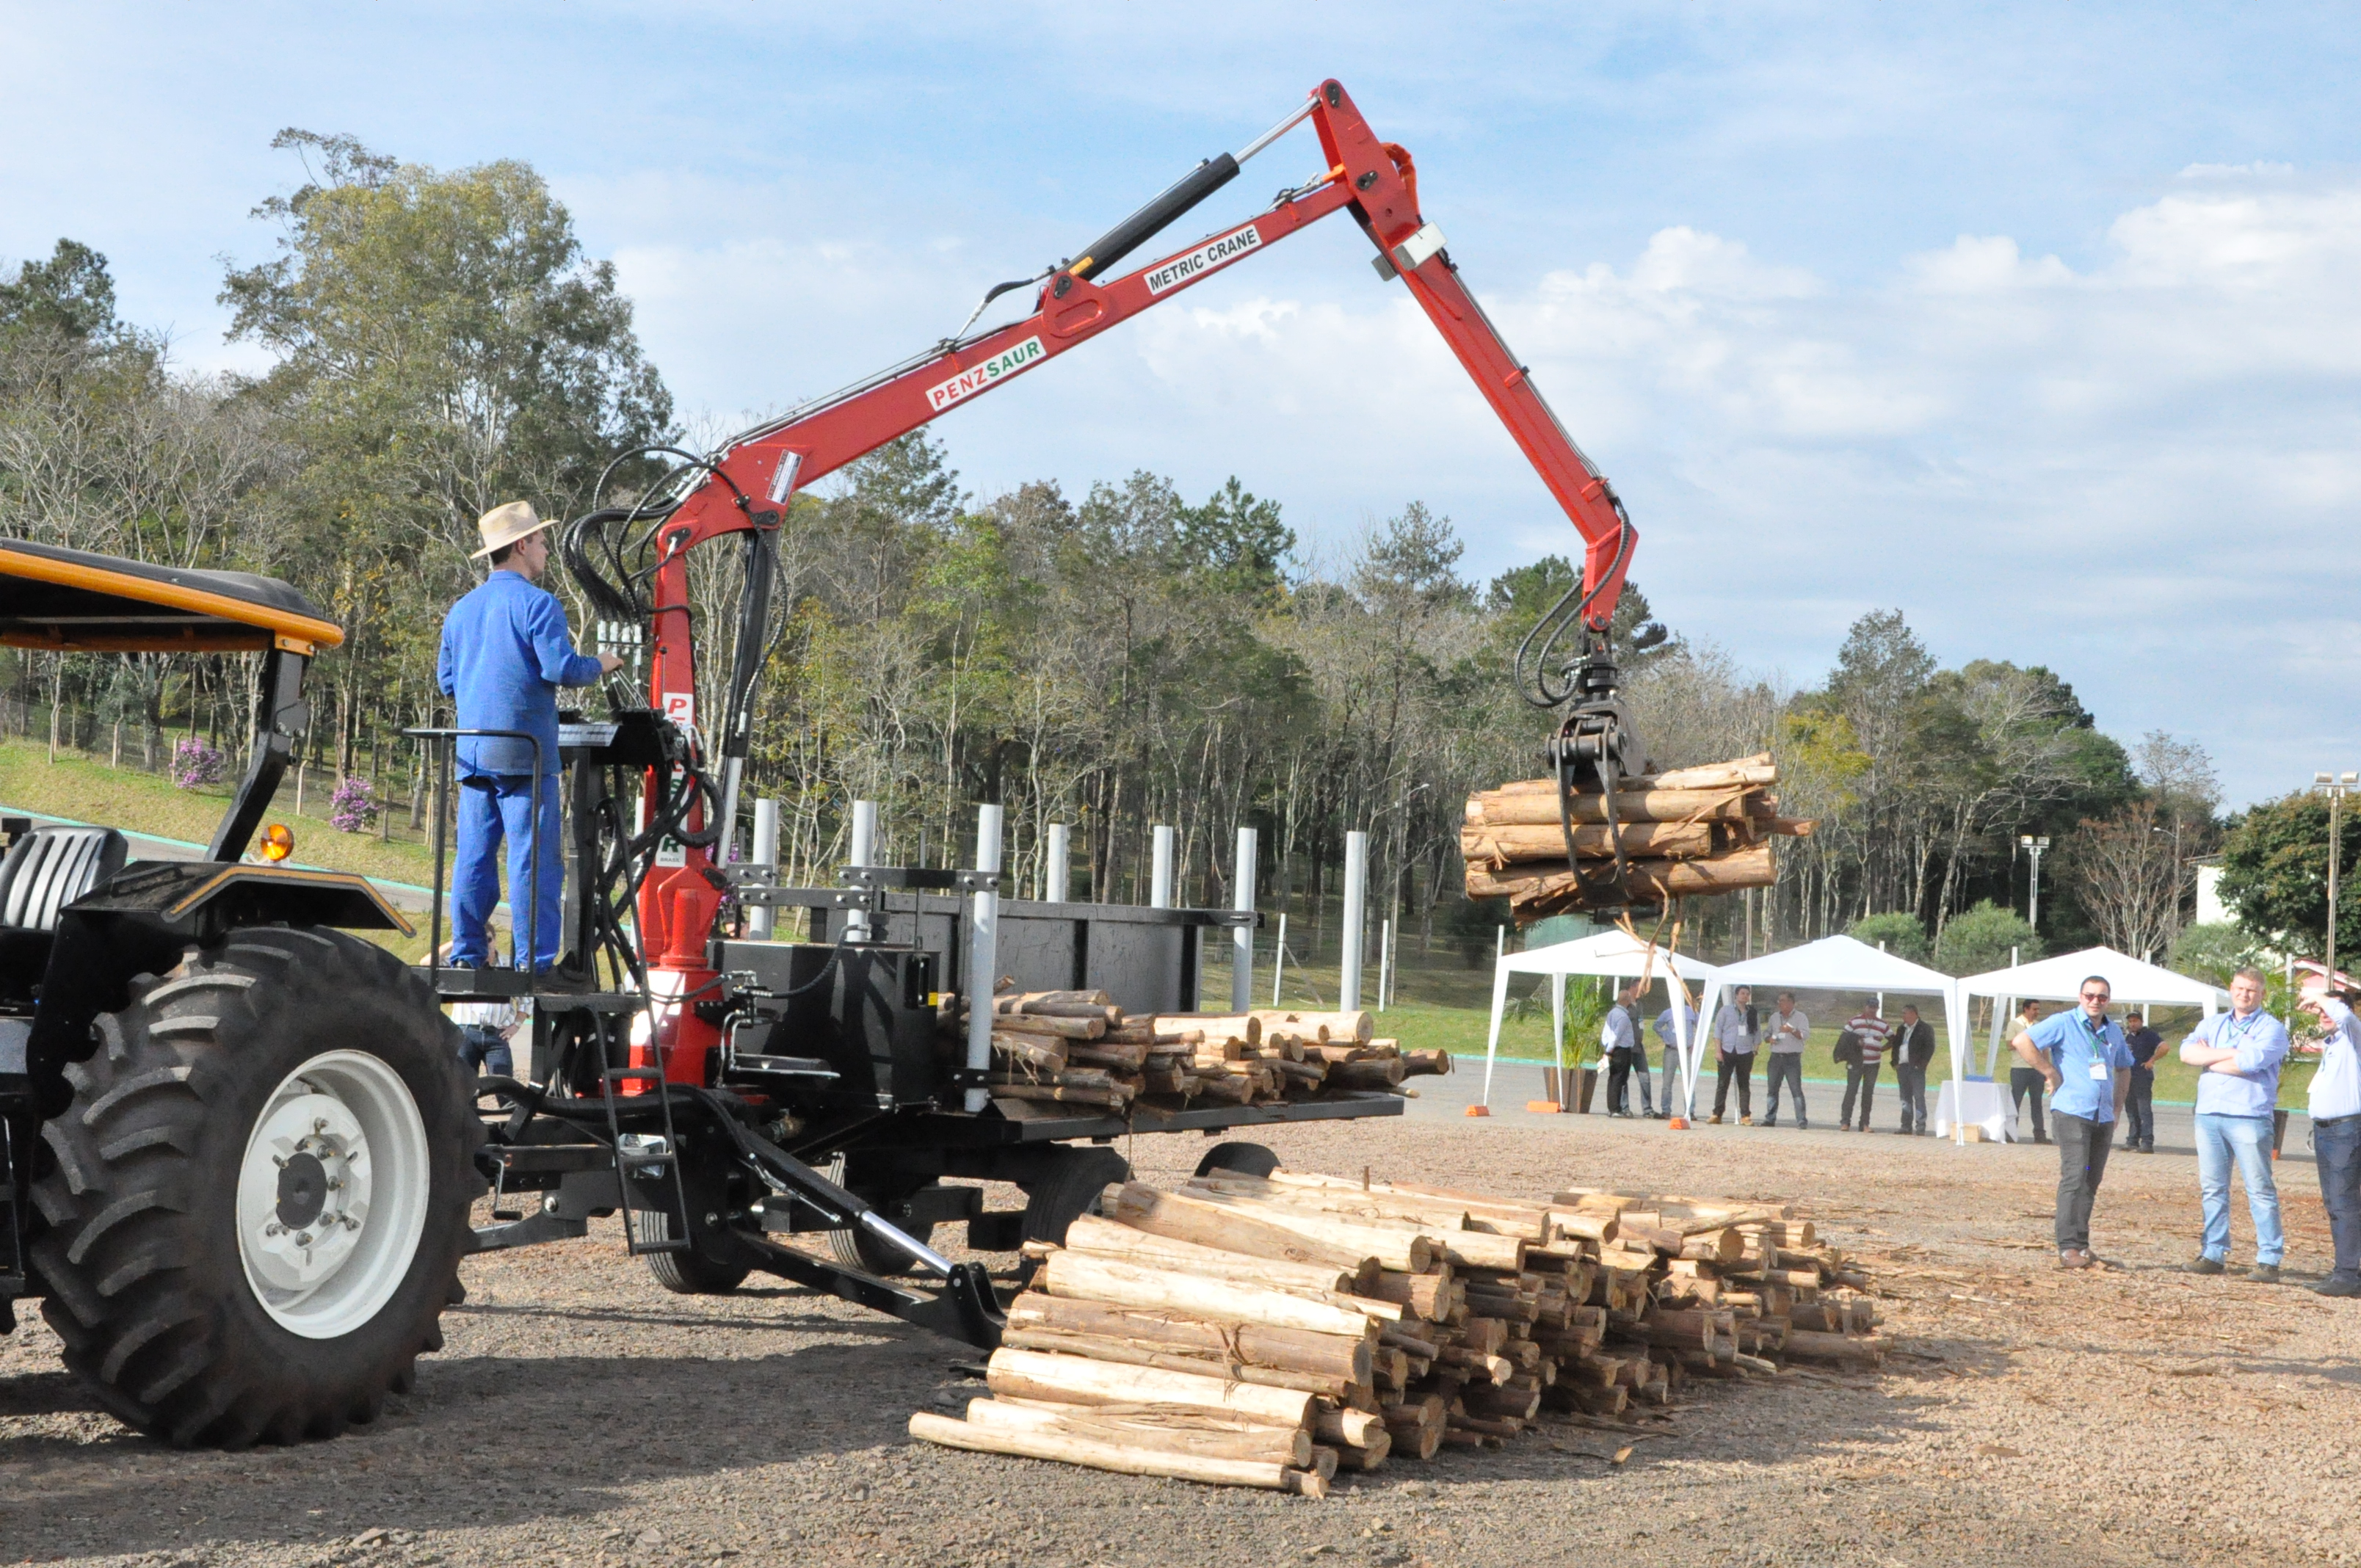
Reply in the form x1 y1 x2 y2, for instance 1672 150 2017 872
909 1169 1885 1494
1461 753 1816 923
939 995 1451 1113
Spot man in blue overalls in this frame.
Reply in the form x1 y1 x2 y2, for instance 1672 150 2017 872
438 501 620 970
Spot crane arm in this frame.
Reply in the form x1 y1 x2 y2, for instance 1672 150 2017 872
597 77 1644 963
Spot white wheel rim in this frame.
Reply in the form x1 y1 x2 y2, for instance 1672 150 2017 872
236 1050 431 1340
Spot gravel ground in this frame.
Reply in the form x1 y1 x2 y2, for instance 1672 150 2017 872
5 1110 2358 1568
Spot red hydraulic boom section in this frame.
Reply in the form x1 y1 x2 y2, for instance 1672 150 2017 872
628 78 1636 1084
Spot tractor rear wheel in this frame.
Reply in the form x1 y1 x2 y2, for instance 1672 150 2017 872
822 1155 937 1277
30 928 480 1447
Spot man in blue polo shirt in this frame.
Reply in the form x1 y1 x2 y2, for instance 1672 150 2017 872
2178 967 2290 1283
438 501 620 970
2011 973 2133 1269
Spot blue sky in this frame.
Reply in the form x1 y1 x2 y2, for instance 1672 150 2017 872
6 2 2357 805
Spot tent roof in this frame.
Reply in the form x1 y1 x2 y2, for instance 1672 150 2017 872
1498 929 1722 981
1957 945 2230 1007
1709 934 1956 996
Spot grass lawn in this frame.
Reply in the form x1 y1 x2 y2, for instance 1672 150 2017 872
0 735 443 887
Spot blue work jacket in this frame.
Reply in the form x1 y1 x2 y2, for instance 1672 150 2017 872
437 570 604 777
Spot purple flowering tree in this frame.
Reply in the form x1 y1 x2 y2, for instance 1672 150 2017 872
330 774 380 833
171 736 227 790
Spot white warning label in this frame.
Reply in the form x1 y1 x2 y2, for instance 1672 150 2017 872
1142 225 1264 294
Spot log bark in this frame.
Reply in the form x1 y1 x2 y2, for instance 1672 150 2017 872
1067 1039 1150 1071
1401 1050 1452 1078
1779 1329 1887 1362
1248 1009 1374 1044
987 1033 1067 1073
1466 786 1769 828
1062 1215 1369 1295
1007 1291 1374 1380
1105 1184 1389 1273
988 1081 1128 1109
982 1012 1108 1041
1150 1014 1262 1045
984 1348 1315 1426
1459 819 1717 865
1149 1187 1440 1272
962 1398 1312 1466
1466 843 1777 905
910 1410 1297 1489
1040 1252 1377 1339
1000 1328 1360 1399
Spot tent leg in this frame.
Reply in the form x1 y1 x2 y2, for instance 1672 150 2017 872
1478 958 1512 1116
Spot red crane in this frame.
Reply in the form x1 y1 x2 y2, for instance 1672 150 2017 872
572 78 1642 1084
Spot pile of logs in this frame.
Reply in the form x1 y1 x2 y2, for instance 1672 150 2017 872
940 995 1451 1114
1461 753 1814 921
909 1170 1885 1495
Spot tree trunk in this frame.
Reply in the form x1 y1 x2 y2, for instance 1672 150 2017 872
983 1346 1315 1426
908 1409 1306 1491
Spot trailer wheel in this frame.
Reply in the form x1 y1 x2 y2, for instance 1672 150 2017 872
1019 1145 1128 1246
641 1212 753 1295
1194 1141 1280 1179
821 1156 937 1277
30 929 480 1447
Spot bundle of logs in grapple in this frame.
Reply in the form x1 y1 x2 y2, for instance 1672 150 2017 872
908 1172 1885 1496
937 995 1452 1115
1461 752 1816 923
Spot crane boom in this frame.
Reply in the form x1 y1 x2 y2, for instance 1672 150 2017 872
580 78 1645 1064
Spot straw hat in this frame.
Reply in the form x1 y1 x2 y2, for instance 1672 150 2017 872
472 499 558 559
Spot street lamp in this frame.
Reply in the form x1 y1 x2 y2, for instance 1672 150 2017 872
2019 834 2051 932
2314 772 2358 981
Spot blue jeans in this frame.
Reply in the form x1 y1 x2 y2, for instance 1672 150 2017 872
1762 1053 1806 1125
458 1026 513 1079
2314 1114 2361 1284
2196 1112 2284 1266
451 772 564 969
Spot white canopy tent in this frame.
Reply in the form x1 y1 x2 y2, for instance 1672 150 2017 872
1694 936 1969 1132
1478 931 1723 1112
1958 945 2228 1077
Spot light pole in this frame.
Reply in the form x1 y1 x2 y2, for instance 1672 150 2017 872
2315 772 2358 980
2019 834 2050 932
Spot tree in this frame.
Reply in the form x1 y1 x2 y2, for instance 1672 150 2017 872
0 239 118 344
2217 792 2361 959
2169 922 2257 988
2065 800 2184 960
1849 911 1930 964
220 128 673 777
1934 899 2040 977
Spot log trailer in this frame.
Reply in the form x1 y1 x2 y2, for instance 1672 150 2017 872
0 78 1646 1446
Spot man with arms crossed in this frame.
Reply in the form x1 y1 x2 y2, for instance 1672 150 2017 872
1602 983 1652 1118
2179 967 2289 1283
2012 975 2132 1269
1760 991 1810 1130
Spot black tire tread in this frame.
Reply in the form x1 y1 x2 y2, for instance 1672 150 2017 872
30 927 483 1447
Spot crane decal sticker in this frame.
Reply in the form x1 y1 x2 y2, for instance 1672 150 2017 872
926 336 1047 411
1142 224 1263 294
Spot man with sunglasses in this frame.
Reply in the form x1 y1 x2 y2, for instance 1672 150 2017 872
2011 974 2133 1269
2178 968 2289 1283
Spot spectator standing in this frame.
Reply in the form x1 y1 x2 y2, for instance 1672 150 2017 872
1654 1000 1700 1121
2296 985 2361 1297
1760 992 1810 1130
2009 998 2050 1144
1603 984 1653 1118
451 995 522 1079
2178 968 2290 1283
1839 1001 1890 1131
2012 974 2132 1269
1890 1003 1937 1135
2120 1010 2163 1153
1711 984 1760 1125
